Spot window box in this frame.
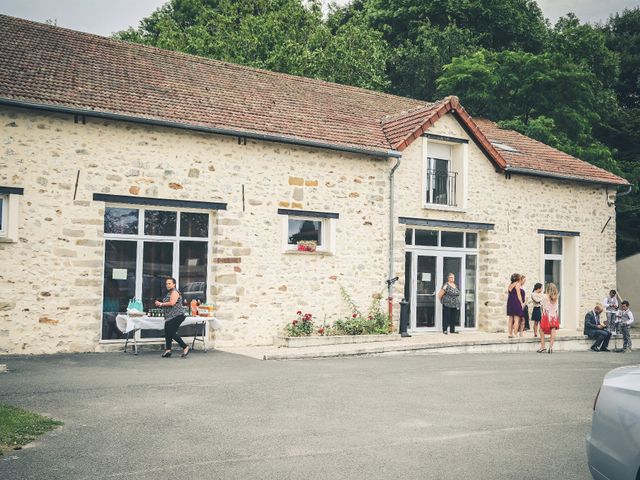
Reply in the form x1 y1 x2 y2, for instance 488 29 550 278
278 209 338 255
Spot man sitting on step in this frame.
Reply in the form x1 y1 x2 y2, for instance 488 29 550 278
584 303 611 352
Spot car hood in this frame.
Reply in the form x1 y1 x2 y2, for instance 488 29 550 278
603 365 640 391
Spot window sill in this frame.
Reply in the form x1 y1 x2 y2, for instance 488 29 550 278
0 235 17 243
283 249 334 256
422 204 466 213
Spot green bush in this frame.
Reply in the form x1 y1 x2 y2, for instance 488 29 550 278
281 288 391 337
329 287 391 335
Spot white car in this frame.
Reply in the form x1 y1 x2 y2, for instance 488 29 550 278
587 365 640 479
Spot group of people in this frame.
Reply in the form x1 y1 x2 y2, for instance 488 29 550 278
506 273 560 353
584 290 635 352
505 275 635 353
151 274 635 357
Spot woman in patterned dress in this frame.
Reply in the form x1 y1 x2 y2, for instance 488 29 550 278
438 273 461 334
538 283 560 354
155 277 190 358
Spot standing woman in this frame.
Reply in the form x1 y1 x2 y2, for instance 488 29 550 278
517 275 528 336
538 283 560 353
438 273 461 334
530 283 544 337
506 273 524 338
156 277 190 358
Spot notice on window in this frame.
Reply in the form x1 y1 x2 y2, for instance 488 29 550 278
112 268 127 280
187 258 199 266
421 272 431 282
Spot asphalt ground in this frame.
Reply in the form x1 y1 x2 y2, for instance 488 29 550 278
1 349 638 480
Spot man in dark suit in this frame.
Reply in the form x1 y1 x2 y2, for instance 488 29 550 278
584 303 611 352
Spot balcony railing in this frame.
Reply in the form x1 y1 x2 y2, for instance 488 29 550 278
426 169 457 207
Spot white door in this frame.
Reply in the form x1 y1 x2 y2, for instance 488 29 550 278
411 252 465 331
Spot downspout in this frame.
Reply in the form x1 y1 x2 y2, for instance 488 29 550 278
388 156 402 329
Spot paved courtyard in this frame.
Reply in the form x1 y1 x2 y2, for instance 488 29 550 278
1 349 638 479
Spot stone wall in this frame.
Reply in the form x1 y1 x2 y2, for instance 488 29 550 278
392 113 617 332
0 106 618 354
0 106 392 354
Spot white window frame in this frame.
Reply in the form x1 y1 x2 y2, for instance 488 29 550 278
425 156 451 205
422 139 468 212
102 205 211 316
405 227 480 332
0 194 6 237
541 235 564 327
0 193 21 243
281 215 336 255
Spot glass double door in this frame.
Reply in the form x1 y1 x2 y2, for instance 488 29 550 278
101 239 208 339
410 251 476 331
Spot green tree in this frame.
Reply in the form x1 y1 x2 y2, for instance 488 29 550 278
312 13 390 90
602 8 640 257
437 50 600 138
343 0 547 52
548 14 619 89
115 0 389 90
334 0 548 99
437 49 623 173
605 7 640 108
387 23 479 99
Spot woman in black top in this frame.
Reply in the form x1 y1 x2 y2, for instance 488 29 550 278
438 273 461 334
155 277 190 358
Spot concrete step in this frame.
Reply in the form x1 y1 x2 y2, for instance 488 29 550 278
217 331 640 360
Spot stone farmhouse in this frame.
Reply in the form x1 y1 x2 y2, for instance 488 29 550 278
0 15 629 354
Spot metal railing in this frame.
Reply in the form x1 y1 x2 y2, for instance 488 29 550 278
426 169 457 207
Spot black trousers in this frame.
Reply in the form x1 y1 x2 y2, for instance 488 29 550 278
442 306 458 333
165 314 187 350
589 330 611 350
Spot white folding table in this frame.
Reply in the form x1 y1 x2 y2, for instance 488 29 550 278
115 314 219 354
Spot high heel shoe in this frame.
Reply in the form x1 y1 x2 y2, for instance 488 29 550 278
181 346 190 358
548 347 553 354
161 350 172 358
536 348 546 353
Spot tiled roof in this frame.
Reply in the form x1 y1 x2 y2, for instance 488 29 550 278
0 15 629 186
474 119 628 185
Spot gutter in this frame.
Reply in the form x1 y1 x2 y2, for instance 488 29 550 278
616 185 633 197
505 166 630 188
0 98 402 160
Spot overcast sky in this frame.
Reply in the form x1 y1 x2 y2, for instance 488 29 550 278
0 0 638 37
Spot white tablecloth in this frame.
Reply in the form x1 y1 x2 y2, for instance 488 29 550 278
115 314 220 334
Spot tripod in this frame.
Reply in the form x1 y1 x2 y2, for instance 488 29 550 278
609 320 625 353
